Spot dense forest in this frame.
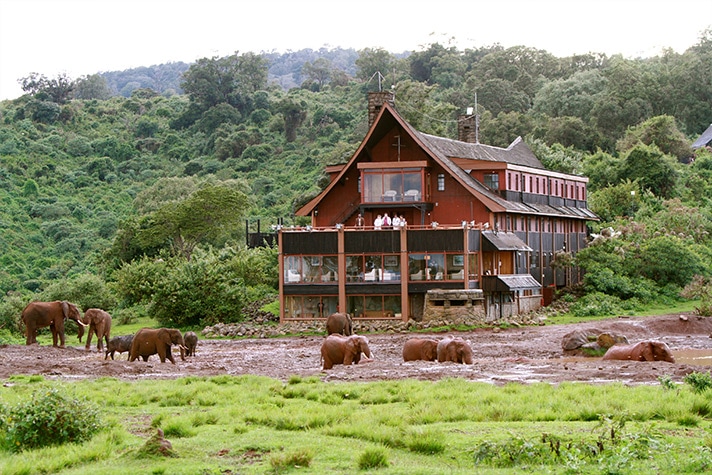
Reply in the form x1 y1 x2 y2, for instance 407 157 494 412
2 32 712 335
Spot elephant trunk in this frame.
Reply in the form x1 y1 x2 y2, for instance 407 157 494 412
76 318 86 341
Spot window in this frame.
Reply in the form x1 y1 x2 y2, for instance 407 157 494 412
284 255 338 284
484 173 499 190
437 173 445 191
284 295 338 319
362 167 423 203
348 295 401 318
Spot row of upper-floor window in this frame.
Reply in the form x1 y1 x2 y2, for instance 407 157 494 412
356 167 586 203
500 216 588 233
484 172 587 200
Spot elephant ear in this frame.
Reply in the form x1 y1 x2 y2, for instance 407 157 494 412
61 301 69 318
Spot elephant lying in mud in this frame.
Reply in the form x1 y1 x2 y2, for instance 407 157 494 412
320 334 371 370
129 328 186 364
437 336 474 364
402 337 439 361
602 341 675 363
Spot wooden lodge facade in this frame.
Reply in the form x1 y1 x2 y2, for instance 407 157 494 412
278 92 598 323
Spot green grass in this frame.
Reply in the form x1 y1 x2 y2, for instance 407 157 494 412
2 375 712 474
546 299 700 325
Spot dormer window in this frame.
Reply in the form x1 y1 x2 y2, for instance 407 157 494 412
484 173 499 190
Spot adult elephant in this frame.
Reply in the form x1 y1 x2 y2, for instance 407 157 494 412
320 334 372 369
437 336 474 364
602 341 675 363
325 312 352 336
403 337 439 361
79 308 112 353
129 328 186 364
21 300 88 348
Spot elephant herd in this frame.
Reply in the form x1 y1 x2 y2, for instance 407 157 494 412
21 303 676 371
20 300 199 365
321 312 474 370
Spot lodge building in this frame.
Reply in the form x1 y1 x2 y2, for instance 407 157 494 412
277 92 598 323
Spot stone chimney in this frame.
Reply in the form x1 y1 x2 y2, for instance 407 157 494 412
368 91 395 127
458 114 478 143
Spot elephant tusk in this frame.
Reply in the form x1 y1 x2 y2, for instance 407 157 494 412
76 320 89 327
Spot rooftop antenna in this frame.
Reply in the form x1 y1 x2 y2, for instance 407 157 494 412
368 71 386 91
474 92 480 144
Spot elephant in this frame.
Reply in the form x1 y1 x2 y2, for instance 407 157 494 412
602 341 675 363
79 308 112 353
325 312 353 336
21 300 88 348
402 337 439 361
129 328 186 364
105 334 134 360
437 336 474 364
184 331 198 356
320 334 372 370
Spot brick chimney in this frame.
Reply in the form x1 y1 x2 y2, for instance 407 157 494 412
458 114 478 143
368 91 395 127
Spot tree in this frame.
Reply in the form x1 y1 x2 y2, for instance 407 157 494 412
277 94 307 142
618 143 679 199
138 184 249 260
19 72 75 104
180 52 268 114
615 115 693 161
74 74 111 100
301 58 332 90
355 48 396 82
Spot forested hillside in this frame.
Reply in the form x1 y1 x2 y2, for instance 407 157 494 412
2 33 712 333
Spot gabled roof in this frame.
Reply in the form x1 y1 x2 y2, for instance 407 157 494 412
692 123 712 149
297 102 595 220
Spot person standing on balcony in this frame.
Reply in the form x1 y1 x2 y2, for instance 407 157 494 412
356 213 365 229
383 212 392 228
374 214 383 230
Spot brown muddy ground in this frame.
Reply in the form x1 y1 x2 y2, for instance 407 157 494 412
2 314 712 385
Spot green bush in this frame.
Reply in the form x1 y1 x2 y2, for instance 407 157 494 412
1 387 101 452
684 372 712 394
41 273 117 311
570 292 623 317
358 447 389 469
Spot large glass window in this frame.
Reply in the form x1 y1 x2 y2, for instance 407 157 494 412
362 168 423 203
284 255 338 284
408 253 445 281
284 295 338 319
349 295 401 318
347 254 400 282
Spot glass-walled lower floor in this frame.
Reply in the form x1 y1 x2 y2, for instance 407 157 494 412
283 294 401 320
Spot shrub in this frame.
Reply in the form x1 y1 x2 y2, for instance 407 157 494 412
684 372 712 394
1 387 101 452
570 292 623 317
269 448 313 471
40 273 117 311
358 447 389 469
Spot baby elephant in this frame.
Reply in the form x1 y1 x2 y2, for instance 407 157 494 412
184 331 198 356
105 334 134 360
403 337 439 361
437 336 474 364
602 340 675 363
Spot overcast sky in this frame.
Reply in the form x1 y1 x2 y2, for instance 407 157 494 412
0 0 709 100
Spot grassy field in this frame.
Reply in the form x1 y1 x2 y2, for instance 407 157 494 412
2 373 712 474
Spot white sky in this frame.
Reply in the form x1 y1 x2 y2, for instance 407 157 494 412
0 0 709 100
